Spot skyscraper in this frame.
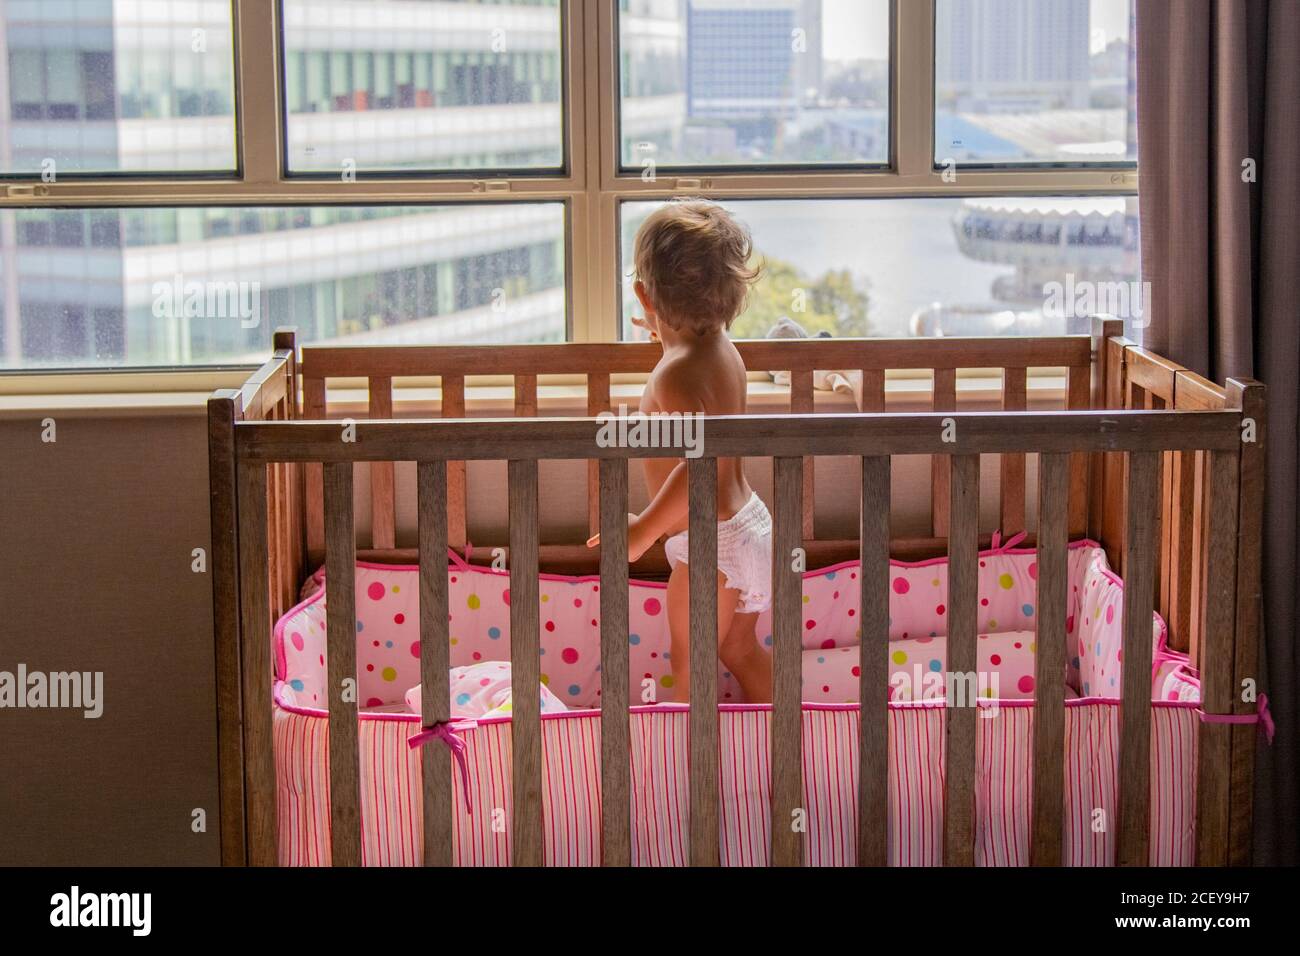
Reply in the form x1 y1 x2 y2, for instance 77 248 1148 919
936 0 1091 112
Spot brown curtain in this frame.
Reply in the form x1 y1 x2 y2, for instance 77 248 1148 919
1137 0 1299 864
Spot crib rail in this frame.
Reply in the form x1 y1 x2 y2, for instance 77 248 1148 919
296 334 1096 567
228 402 1250 868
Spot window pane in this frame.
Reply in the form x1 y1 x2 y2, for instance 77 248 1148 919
0 203 566 369
281 0 564 174
935 0 1137 166
620 196 1143 340
0 0 236 174
618 0 889 169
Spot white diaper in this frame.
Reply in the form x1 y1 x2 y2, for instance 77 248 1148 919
664 493 773 613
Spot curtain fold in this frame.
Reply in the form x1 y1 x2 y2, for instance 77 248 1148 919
1136 0 1299 865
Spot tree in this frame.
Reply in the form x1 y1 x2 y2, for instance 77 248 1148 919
731 256 871 339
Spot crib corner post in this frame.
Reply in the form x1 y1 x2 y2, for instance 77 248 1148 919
273 327 299 418
236 454 279 867
208 389 248 867
1225 378 1266 865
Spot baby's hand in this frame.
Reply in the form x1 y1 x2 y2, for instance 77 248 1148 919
630 314 660 343
586 513 654 563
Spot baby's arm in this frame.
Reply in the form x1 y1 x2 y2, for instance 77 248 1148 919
627 462 687 560
626 369 705 559
586 366 702 562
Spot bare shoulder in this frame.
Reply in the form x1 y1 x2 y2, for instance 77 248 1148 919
646 353 707 413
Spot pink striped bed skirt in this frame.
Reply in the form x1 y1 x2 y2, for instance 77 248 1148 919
273 701 1198 866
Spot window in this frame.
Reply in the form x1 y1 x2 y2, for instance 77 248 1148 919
618 0 890 168
280 0 565 174
622 196 1141 340
935 0 1137 166
0 204 566 368
0 0 1140 371
0 1 236 174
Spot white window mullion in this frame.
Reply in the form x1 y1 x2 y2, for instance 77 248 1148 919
894 0 937 182
234 0 285 185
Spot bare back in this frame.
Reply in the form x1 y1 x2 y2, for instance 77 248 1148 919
640 333 753 534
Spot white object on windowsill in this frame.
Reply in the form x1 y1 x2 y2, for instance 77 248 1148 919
765 316 861 396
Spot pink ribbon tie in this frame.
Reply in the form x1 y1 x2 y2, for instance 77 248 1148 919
990 530 1028 553
1198 694 1274 745
447 544 472 573
408 719 480 812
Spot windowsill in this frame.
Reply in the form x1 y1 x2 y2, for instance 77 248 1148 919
0 373 1071 418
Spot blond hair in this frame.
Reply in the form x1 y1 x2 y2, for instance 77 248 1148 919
632 199 761 335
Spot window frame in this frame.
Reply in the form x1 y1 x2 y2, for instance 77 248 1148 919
0 0 1138 380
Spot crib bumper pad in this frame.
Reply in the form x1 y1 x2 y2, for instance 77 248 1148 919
273 539 1187 712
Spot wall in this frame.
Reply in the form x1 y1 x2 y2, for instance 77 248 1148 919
0 409 220 865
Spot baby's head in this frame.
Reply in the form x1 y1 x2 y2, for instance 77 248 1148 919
632 199 760 337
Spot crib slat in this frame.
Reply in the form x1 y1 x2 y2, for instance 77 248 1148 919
236 460 277 866
1188 451 1209 668
931 369 956 538
1067 365 1090 537
442 374 468 550
508 458 543 866
587 372 611 539
858 455 890 867
1101 336 1130 569
304 374 326 566
856 368 885 412
1089 318 1123 544
267 457 282 620
1195 448 1239 865
369 376 396 550
1030 453 1069 866
1166 449 1197 649
771 456 804 867
687 456 720 866
944 453 979 867
790 369 815 540
598 458 631 866
417 461 453 867
1000 367 1027 535
515 373 538 418
1116 450 1158 866
323 461 362 867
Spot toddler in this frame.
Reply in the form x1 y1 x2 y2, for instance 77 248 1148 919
590 200 772 703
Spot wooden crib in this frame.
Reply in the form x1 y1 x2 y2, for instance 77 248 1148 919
207 320 1264 868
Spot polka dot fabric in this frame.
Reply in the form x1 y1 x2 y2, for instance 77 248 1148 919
1071 549 1168 699
802 631 1039 701
273 541 1180 710
278 563 678 709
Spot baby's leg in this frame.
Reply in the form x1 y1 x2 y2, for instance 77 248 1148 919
666 564 741 703
719 611 773 704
